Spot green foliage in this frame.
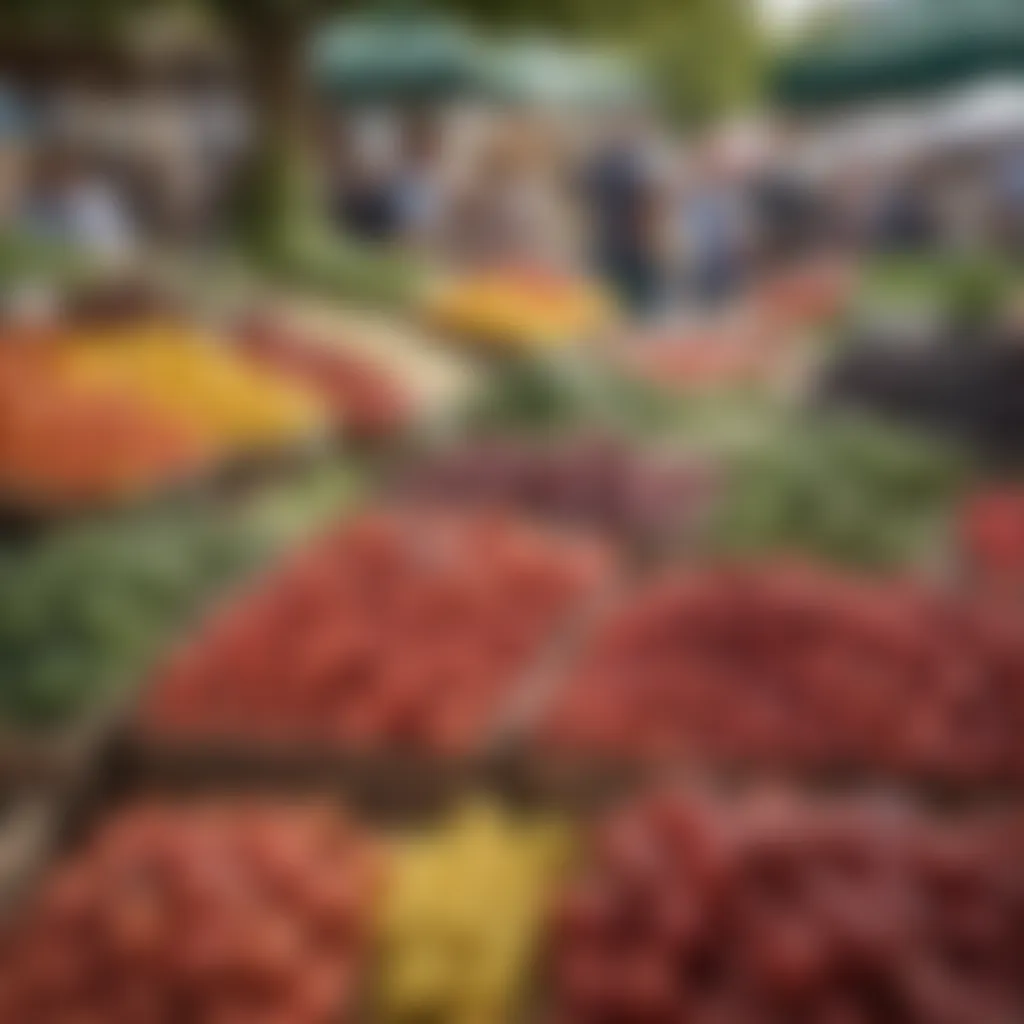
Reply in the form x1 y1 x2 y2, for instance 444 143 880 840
630 0 765 124
3 0 157 40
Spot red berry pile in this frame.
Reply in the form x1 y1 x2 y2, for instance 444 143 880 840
959 487 1024 593
0 803 380 1024
143 511 613 755
548 789 1024 1024
539 563 1024 784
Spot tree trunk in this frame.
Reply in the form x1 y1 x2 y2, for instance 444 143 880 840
235 17 310 259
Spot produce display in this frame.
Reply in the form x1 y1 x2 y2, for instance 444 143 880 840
56 326 325 455
752 259 854 331
0 463 358 730
466 373 964 571
395 435 716 552
466 358 681 439
958 486 1024 592
272 301 480 422
703 414 964 568
253 214 423 309
142 511 614 755
0 345 211 508
0 799 55 907
5 239 1024 1024
0 324 327 510
238 312 414 440
427 266 613 351
621 320 802 395
376 799 571 1024
0 802 381 1023
816 327 1024 464
539 563 1024 784
618 263 851 397
860 254 1017 319
547 788 1024 1024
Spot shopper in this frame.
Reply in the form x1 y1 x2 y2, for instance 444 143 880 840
680 148 750 308
579 114 666 316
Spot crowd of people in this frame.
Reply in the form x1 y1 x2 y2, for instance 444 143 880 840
0 80 248 264
323 111 788 314
5 76 1024 319
323 109 1024 315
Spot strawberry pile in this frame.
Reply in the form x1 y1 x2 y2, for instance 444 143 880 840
959 487 1024 593
143 511 613 756
0 803 380 1024
539 564 1024 784
548 789 1024 1024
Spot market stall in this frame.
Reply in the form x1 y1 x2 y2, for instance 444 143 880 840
4 5 1024 1023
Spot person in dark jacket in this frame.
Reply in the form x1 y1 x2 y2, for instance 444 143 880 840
580 115 666 316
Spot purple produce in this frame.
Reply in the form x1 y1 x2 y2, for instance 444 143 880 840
398 436 716 551
549 788 1024 1024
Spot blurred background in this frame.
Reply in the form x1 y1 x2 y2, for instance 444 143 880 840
1 0 1023 314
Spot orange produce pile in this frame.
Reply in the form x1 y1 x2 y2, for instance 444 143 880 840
0 802 381 1024
0 346 210 507
143 510 614 756
0 325 326 509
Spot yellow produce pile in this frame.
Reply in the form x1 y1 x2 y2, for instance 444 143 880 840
55 323 326 454
377 800 573 1024
428 267 614 352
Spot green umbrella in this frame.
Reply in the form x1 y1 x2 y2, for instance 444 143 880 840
310 6 486 104
774 0 1024 110
488 39 646 111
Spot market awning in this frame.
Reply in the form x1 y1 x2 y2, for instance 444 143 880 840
487 40 646 111
774 0 1024 111
310 7 486 105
